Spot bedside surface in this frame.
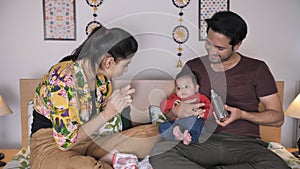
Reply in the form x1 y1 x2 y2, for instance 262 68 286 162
286 148 298 153
0 149 20 169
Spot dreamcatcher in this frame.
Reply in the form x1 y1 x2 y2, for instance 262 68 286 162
85 0 103 35
172 0 190 68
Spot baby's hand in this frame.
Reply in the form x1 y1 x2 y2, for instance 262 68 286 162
197 108 205 118
174 100 181 105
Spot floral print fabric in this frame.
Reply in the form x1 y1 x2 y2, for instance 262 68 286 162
33 61 122 150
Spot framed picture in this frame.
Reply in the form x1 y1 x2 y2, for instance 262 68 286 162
199 0 229 41
43 0 76 40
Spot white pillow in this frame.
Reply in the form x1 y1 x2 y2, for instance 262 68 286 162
27 100 34 137
148 105 167 125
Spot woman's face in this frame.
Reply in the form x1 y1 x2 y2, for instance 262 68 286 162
110 57 132 78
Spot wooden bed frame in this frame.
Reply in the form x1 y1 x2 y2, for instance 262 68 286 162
20 79 40 148
19 79 284 148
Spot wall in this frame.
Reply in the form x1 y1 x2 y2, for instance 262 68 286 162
0 0 299 148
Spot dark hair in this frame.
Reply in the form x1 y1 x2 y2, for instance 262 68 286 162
205 11 247 46
59 26 138 74
175 70 198 85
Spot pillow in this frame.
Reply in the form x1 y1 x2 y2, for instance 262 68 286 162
268 142 300 168
3 148 30 169
97 115 122 136
28 100 34 137
148 105 167 125
4 101 32 169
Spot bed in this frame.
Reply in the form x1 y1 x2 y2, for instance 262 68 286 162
3 79 300 168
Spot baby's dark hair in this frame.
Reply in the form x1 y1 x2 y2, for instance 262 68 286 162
175 70 199 85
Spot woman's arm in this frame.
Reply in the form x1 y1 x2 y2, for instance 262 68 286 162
65 85 135 150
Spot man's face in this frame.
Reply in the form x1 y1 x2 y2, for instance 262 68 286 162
205 29 235 64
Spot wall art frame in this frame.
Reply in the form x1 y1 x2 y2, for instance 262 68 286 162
43 0 76 40
199 0 229 41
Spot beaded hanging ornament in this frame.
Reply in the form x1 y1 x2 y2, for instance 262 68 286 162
85 0 103 35
172 0 190 68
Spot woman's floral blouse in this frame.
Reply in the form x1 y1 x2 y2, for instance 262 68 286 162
33 60 122 150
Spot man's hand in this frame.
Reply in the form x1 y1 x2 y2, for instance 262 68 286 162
172 98 206 118
215 105 243 127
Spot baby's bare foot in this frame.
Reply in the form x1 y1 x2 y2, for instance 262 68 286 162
182 131 192 145
173 126 184 141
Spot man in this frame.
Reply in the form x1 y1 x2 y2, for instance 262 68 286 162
149 11 289 169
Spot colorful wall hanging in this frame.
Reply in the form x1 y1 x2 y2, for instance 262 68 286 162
43 0 76 40
172 0 190 68
85 0 103 36
199 0 229 40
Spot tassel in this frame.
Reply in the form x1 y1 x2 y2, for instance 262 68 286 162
176 59 183 68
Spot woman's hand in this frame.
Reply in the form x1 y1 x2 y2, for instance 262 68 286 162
102 84 135 120
172 98 206 118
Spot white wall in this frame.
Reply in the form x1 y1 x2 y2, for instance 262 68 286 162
0 0 299 148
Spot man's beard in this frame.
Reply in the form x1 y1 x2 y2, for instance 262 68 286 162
209 52 234 64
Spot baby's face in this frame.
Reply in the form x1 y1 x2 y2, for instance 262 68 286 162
175 75 198 99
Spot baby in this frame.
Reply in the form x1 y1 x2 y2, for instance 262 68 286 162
159 71 211 145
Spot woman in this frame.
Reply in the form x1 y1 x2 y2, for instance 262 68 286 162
30 26 160 169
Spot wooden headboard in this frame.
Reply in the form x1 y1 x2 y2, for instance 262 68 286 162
20 79 40 148
259 81 284 143
19 79 284 148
